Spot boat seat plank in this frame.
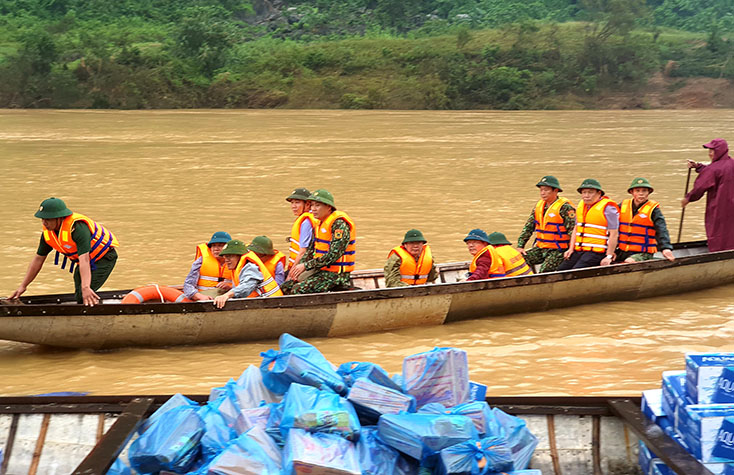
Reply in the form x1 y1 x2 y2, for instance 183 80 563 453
552 414 595 474
4 414 43 475
36 414 101 475
599 415 638 473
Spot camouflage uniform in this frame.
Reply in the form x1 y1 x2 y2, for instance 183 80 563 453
517 200 576 273
280 218 352 294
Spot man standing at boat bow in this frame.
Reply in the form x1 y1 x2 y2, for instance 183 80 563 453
10 197 118 306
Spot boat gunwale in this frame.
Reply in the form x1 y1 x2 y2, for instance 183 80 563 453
1 240 729 317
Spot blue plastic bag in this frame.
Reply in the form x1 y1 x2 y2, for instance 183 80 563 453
210 388 250 435
348 377 417 424
438 435 514 474
378 413 479 462
260 333 346 395
265 401 285 446
338 361 402 391
200 431 281 475
198 404 236 461
139 393 198 434
283 428 361 475
280 383 361 441
235 365 281 408
129 405 204 474
487 408 538 470
357 427 402 474
420 401 494 436
403 347 470 409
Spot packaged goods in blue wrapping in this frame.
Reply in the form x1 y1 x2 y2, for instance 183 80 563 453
661 370 693 433
129 405 204 473
280 383 361 441
469 381 487 402
139 393 198 433
487 408 538 470
651 460 673 475
210 385 251 435
260 334 346 395
106 457 131 475
356 427 402 475
198 404 236 461
403 347 470 409
419 401 495 437
438 435 514 474
638 440 656 475
242 425 283 469
677 404 734 462
338 361 402 391
283 428 361 475
686 353 734 404
265 402 285 445
642 389 666 423
347 377 416 423
241 403 272 430
200 431 281 475
377 413 479 462
235 365 281 408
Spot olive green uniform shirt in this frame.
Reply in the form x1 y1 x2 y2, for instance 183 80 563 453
384 253 438 288
517 201 576 248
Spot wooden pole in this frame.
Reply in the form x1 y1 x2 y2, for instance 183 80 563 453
677 167 693 243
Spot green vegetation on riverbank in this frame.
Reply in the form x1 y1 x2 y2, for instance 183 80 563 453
0 0 732 109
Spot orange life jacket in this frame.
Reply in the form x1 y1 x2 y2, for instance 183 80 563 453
574 197 619 253
232 251 284 298
494 245 533 276
618 199 659 253
388 245 434 285
288 212 318 269
469 245 505 279
42 213 118 273
195 243 233 291
313 211 356 273
534 197 573 250
262 251 287 283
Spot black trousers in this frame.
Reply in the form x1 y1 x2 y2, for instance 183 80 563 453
557 250 604 271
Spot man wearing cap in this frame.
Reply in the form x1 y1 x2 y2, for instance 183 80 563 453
10 197 119 306
285 187 318 276
559 179 620 270
385 229 438 287
249 235 287 286
283 189 356 294
183 231 233 301
681 138 734 252
213 239 283 308
489 232 533 276
464 229 505 280
616 178 675 263
517 175 575 273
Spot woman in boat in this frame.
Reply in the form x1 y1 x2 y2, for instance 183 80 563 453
682 138 734 252
182 231 232 301
213 239 283 308
384 229 437 287
464 229 505 280
285 187 317 278
616 178 675 263
10 197 118 307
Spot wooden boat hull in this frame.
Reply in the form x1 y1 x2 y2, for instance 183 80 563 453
1 241 732 349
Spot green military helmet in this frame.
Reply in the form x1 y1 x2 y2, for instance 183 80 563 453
577 178 604 195
247 235 275 255
219 239 247 256
308 189 336 208
627 177 654 194
34 197 73 219
208 231 232 245
402 229 427 244
488 232 512 246
536 175 563 192
463 228 490 243
286 187 311 202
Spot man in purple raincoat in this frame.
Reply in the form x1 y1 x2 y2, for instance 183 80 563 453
681 138 734 252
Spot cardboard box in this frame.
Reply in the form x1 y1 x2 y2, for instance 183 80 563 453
686 353 734 404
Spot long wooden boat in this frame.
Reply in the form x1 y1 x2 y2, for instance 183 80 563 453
0 394 712 475
1 240 733 350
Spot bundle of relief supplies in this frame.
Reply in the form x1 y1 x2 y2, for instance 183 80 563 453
639 352 734 475
108 333 539 475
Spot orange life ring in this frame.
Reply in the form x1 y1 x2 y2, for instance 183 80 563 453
121 285 191 304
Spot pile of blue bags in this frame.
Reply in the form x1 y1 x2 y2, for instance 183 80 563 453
109 333 540 475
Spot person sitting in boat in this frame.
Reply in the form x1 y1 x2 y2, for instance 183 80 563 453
282 189 356 294
559 179 620 270
248 235 286 285
384 229 438 287
615 178 675 263
464 229 505 281
182 231 233 302
516 175 575 272
213 239 283 308
9 197 118 306
488 232 533 276
285 187 317 279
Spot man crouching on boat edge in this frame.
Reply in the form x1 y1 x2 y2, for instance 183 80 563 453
213 239 283 308
559 179 620 270
281 189 356 294
10 197 119 306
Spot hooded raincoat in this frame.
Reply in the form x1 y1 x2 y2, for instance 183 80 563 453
685 138 734 252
